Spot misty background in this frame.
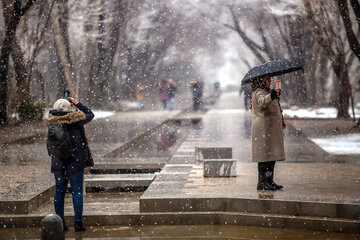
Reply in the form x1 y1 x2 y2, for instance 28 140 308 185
0 0 359 121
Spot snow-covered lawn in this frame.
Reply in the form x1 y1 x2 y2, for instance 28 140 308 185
283 106 360 155
311 133 360 155
93 111 115 119
283 107 360 119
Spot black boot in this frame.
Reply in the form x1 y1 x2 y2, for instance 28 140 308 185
62 219 68 231
75 221 86 232
269 161 283 190
257 163 275 191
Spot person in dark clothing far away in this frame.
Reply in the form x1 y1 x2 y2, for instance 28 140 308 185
159 79 170 110
46 97 94 232
191 78 202 111
168 79 177 110
136 82 145 110
239 84 252 110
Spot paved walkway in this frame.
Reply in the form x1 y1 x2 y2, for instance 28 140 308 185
140 92 360 233
0 110 180 194
1 91 360 237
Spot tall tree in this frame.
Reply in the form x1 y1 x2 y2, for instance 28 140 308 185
336 0 360 62
0 0 36 124
49 0 76 96
303 0 350 118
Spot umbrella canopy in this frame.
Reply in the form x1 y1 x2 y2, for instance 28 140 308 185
241 59 303 85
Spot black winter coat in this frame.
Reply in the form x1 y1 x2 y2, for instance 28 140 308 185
46 102 94 177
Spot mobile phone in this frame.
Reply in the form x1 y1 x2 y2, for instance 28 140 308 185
275 80 281 90
64 90 70 102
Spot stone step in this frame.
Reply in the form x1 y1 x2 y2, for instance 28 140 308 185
139 196 360 221
0 211 359 234
0 173 55 215
85 173 155 189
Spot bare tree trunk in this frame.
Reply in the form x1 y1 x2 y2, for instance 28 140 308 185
0 0 36 124
349 0 360 29
336 0 360 62
333 55 350 118
94 0 107 103
12 40 31 107
49 0 75 95
81 0 100 105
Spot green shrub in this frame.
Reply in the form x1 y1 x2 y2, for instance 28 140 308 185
18 103 46 121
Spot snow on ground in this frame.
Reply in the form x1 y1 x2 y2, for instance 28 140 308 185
93 111 115 119
284 106 360 155
283 107 360 119
311 133 360 155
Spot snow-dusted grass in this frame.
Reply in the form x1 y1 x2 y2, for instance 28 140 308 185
283 107 360 119
284 106 360 155
311 133 360 155
93 111 115 119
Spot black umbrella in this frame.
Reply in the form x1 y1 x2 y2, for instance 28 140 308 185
241 59 303 85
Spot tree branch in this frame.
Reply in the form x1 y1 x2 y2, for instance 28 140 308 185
227 5 267 62
349 0 360 29
303 0 336 62
20 0 36 16
336 0 360 62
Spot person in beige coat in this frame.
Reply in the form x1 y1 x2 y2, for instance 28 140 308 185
251 74 285 191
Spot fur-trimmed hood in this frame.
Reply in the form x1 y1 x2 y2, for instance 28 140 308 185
46 111 86 125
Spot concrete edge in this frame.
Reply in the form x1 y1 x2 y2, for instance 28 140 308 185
1 212 359 234
139 197 360 220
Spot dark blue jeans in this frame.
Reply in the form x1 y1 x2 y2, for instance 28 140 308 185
54 169 84 222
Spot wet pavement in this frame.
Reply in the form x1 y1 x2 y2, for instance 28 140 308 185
1 91 360 237
0 225 359 240
0 110 180 194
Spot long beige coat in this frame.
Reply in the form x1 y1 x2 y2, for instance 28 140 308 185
251 88 285 162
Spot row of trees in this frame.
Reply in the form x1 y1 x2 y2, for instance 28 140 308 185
202 0 360 119
0 0 219 124
0 0 359 124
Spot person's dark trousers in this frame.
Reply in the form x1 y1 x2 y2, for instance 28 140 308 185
162 100 168 110
193 97 200 111
268 161 283 189
244 97 248 110
257 162 275 191
54 169 84 225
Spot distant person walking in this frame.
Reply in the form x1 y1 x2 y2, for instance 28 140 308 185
191 78 202 111
136 82 145 110
239 84 252 110
159 79 170 110
250 75 285 191
46 97 94 232
168 79 177 111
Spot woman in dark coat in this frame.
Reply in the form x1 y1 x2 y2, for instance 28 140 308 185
46 97 94 231
159 79 170 110
251 75 285 191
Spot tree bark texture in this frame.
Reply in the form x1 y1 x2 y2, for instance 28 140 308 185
349 0 360 29
336 0 360 62
81 0 100 105
13 40 31 108
50 0 76 96
0 0 36 124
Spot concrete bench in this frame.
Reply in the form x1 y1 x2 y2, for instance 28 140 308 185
195 147 232 162
203 159 236 177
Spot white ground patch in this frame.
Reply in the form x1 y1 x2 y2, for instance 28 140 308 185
283 107 360 119
311 133 360 155
93 111 115 119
